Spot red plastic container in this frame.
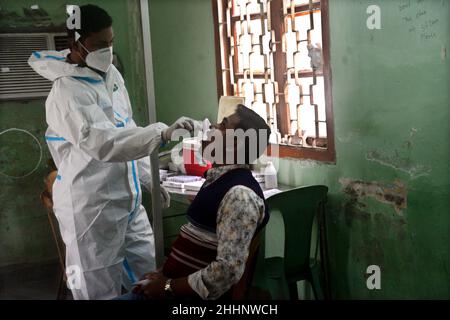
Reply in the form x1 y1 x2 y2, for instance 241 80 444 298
182 138 212 176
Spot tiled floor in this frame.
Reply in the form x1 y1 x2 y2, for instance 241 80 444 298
0 260 72 300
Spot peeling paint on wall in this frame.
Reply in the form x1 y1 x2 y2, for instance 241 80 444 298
340 178 408 215
366 150 431 179
366 129 431 179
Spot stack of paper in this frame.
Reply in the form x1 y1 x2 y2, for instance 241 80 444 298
184 179 205 192
263 188 282 199
162 180 185 189
166 175 202 183
162 175 204 190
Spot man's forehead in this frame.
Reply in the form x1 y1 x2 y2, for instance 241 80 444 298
226 113 241 125
217 97 242 123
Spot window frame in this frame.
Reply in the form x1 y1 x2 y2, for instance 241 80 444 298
212 0 336 163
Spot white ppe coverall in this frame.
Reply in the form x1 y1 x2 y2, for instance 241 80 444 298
28 50 168 300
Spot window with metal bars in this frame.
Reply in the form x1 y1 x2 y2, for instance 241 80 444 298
213 0 335 162
0 32 67 101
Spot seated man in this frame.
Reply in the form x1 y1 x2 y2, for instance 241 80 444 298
116 104 271 300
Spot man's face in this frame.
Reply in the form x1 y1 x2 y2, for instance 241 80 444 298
201 112 241 164
72 26 114 63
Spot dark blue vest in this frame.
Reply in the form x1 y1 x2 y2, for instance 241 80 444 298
186 167 270 234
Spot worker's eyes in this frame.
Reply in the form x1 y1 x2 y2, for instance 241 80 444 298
93 42 113 50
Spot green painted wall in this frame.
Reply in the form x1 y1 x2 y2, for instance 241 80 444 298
151 0 449 299
282 0 450 299
1 0 448 299
0 0 149 267
148 0 219 124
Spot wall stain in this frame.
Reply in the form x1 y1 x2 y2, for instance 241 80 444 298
354 238 384 265
340 178 409 267
366 128 431 179
366 150 431 179
340 178 407 215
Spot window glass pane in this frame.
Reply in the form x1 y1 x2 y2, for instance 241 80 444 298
293 10 322 43
298 103 316 138
293 41 310 71
286 82 300 136
237 78 275 125
235 19 269 73
319 122 327 138
233 0 267 17
251 101 268 123
286 82 300 111
283 18 298 70
308 11 322 47
263 82 275 104
237 78 259 103
313 76 326 122
292 0 320 7
219 0 332 157
249 19 267 73
239 79 255 106
285 10 322 72
298 76 314 95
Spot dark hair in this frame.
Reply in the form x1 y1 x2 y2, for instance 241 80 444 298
67 4 113 41
234 104 271 163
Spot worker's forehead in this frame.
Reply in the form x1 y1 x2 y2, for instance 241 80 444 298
85 27 114 44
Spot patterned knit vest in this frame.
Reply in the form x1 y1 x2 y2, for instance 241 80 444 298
162 167 270 298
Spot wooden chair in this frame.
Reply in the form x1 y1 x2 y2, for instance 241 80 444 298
231 233 262 300
40 167 68 300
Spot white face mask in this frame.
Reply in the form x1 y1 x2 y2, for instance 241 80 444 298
79 41 113 73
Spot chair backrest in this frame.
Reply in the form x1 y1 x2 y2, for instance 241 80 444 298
231 232 262 299
266 185 328 279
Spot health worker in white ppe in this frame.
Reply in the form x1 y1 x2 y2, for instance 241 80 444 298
28 4 198 300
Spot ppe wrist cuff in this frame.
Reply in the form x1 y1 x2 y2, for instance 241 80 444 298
161 129 169 143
